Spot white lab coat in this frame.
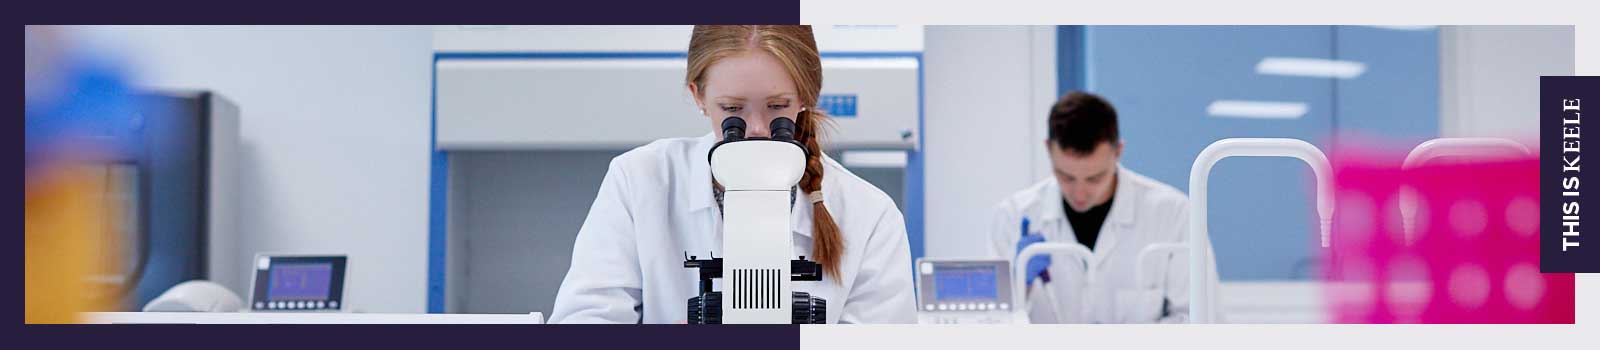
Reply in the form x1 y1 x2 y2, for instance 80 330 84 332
988 166 1220 323
549 133 917 324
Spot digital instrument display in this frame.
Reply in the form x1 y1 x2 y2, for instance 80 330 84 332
934 265 999 301
250 255 346 311
267 263 333 301
915 258 1012 318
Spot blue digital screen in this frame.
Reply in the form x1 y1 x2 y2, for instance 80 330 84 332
267 263 333 301
934 265 998 301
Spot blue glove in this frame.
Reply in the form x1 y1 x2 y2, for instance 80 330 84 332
1015 218 1052 287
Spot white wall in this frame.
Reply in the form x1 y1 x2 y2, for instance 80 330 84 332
922 26 1058 259
70 26 434 312
1440 25 1575 140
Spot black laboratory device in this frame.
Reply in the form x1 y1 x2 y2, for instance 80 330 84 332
705 116 805 159
90 91 239 311
683 254 827 324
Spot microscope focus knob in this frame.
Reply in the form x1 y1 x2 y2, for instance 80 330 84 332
791 292 826 324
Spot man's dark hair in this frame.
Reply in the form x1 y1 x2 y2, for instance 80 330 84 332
1047 91 1120 155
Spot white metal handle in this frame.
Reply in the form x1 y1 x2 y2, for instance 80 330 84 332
1013 242 1095 323
1136 243 1187 290
1398 138 1530 244
1188 138 1333 323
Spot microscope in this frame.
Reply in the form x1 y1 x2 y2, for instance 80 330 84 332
683 116 827 324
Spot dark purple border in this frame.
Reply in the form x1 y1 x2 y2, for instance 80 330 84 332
15 0 800 24
1541 76 1600 273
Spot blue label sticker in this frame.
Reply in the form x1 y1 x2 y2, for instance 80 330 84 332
819 94 858 118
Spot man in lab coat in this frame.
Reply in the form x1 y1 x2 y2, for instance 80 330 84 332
989 91 1220 323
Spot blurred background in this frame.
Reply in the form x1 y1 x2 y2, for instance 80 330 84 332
24 25 1572 322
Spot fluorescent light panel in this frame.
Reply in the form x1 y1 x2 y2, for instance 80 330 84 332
1366 25 1438 31
1207 100 1308 119
1255 57 1367 79
841 150 908 168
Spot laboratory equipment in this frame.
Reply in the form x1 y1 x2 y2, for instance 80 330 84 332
141 280 244 312
682 117 826 324
249 255 347 312
1398 138 1531 243
82 90 240 311
1188 138 1334 323
913 258 1017 324
1135 243 1186 290
1012 242 1095 323
1327 150 1570 323
1135 243 1186 319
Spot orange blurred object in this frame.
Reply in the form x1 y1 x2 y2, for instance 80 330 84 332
26 161 125 324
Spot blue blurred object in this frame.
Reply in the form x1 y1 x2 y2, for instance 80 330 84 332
1015 218 1052 287
25 54 145 173
120 90 237 310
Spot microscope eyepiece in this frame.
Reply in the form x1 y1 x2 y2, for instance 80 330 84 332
721 117 747 141
770 117 797 142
